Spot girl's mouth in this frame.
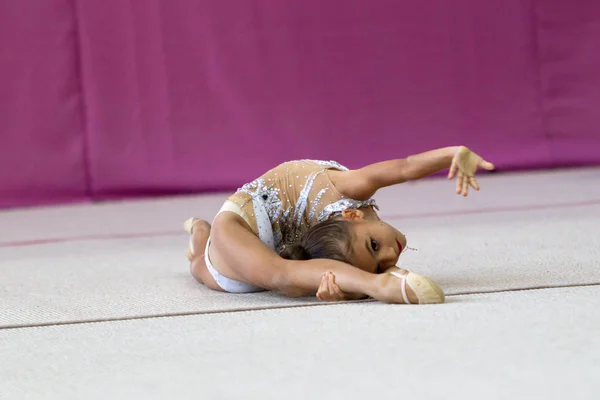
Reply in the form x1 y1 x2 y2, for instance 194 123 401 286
396 240 403 254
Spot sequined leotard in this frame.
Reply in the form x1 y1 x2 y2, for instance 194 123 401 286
226 159 378 253
197 160 379 293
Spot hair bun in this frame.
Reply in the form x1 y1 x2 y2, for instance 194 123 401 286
279 244 311 260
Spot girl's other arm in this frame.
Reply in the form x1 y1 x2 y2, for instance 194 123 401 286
331 146 493 200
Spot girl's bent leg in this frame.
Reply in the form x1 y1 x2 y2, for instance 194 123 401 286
186 219 225 292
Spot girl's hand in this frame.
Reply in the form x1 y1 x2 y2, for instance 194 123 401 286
316 271 368 301
448 146 495 196
316 271 348 301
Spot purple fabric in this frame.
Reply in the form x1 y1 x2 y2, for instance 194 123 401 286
1 1 599 208
536 0 600 166
0 1 87 208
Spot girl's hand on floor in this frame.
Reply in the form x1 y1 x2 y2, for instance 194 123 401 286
448 146 495 196
316 271 349 302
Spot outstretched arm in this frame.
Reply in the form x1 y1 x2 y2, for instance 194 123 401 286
330 146 494 200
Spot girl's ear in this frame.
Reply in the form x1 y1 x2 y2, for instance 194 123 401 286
340 209 365 221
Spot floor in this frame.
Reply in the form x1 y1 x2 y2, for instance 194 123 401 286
1 167 599 399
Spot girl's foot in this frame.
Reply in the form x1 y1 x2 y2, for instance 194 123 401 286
390 269 445 304
379 268 445 304
183 218 211 261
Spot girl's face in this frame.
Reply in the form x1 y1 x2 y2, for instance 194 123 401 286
340 210 407 274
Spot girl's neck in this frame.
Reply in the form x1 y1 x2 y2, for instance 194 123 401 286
361 206 380 221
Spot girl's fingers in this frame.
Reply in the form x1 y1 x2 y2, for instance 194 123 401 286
469 176 480 191
330 274 345 300
316 274 328 300
448 160 458 179
462 176 469 197
327 272 336 297
479 159 495 170
456 171 463 194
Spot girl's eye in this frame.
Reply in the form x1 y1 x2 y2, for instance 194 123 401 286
370 239 379 251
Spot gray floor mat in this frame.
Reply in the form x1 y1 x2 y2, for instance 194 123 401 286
1 168 599 327
1 286 598 400
1 203 598 327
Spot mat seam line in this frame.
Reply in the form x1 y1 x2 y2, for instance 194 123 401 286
2 282 599 331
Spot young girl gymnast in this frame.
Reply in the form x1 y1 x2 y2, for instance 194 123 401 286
184 146 494 305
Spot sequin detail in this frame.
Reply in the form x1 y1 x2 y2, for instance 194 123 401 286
318 198 379 222
294 172 319 228
309 187 329 221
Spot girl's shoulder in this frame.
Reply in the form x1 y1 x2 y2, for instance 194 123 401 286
277 159 349 172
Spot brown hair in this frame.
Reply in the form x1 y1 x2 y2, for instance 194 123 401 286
279 218 355 264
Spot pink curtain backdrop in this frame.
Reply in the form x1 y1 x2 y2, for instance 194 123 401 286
1 1 599 208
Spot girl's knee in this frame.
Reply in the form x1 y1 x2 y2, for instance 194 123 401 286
190 257 205 283
190 257 226 292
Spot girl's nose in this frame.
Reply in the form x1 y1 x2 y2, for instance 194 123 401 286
385 246 399 265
